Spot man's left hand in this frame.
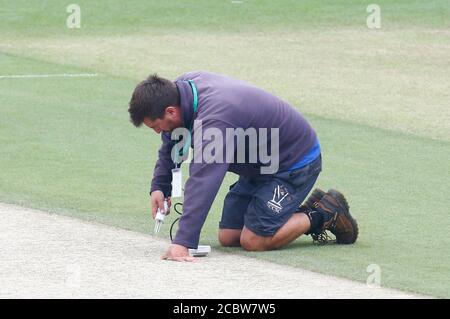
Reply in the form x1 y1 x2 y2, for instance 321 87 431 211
161 244 196 262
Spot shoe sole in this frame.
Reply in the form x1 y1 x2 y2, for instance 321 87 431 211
327 189 358 244
327 188 350 211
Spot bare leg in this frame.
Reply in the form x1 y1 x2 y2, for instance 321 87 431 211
240 213 311 251
218 228 242 247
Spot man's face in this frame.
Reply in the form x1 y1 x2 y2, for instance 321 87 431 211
143 106 182 134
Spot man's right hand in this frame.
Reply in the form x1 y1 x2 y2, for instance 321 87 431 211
150 190 171 219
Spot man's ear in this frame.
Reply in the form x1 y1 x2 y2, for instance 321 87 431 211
166 106 180 116
166 106 175 115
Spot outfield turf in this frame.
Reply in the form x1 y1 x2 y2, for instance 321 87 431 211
1 1 449 297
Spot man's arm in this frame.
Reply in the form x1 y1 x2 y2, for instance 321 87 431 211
174 161 229 248
150 132 176 197
161 157 229 262
172 120 230 249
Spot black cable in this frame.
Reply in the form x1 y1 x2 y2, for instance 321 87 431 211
169 202 183 241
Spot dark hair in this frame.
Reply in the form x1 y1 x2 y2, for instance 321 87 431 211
128 74 180 127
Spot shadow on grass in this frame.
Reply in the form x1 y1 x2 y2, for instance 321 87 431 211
213 237 330 254
212 236 368 261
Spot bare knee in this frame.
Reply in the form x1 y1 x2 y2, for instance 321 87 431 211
240 237 261 251
218 229 242 247
240 228 269 251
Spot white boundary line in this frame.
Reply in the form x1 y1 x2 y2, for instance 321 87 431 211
0 73 98 79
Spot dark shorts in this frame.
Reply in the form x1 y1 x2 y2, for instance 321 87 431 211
219 155 322 237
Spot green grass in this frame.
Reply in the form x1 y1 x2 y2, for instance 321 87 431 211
0 0 449 35
2 30 449 141
1 1 449 297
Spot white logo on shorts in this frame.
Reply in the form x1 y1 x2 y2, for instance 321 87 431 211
267 185 289 213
